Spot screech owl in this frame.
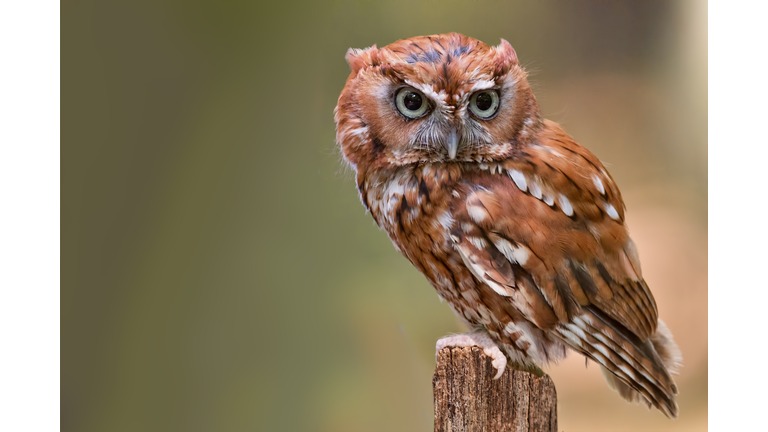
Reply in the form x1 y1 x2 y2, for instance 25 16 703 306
334 33 682 418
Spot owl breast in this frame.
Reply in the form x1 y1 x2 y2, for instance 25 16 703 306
362 163 462 297
360 163 568 367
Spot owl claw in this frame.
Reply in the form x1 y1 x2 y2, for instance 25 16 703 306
436 332 507 379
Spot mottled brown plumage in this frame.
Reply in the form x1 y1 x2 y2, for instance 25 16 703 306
334 33 682 417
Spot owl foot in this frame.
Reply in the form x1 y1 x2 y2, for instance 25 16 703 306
436 332 507 379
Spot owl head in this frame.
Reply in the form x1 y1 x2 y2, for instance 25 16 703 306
335 33 542 172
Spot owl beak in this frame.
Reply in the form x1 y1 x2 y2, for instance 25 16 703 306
445 128 459 159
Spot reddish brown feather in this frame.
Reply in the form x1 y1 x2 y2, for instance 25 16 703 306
335 33 680 418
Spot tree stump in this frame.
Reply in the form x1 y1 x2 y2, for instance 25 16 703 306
433 347 557 432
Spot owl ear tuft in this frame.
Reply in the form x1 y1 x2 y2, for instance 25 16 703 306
345 45 380 74
493 39 519 75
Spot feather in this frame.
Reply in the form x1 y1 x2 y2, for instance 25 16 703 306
335 33 680 419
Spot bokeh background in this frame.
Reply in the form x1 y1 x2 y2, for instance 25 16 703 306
63 1 707 431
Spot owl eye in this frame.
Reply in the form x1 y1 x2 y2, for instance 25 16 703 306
469 90 500 119
395 88 430 119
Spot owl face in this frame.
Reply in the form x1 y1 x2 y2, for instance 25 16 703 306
335 33 542 170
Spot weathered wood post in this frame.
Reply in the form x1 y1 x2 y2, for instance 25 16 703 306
433 347 558 432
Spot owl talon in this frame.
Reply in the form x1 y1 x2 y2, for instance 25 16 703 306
436 332 507 379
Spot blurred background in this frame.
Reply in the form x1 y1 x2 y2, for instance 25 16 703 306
63 1 707 431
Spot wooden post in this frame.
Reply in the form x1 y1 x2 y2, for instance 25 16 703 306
433 347 558 432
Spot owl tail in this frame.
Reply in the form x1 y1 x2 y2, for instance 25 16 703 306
598 319 683 418
558 310 682 418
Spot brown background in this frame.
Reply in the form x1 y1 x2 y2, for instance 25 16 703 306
63 1 707 430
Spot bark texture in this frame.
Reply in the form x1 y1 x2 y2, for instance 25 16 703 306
433 347 557 432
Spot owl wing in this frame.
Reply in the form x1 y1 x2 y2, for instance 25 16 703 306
450 121 678 416
453 120 657 338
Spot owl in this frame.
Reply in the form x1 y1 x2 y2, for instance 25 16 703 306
334 33 682 418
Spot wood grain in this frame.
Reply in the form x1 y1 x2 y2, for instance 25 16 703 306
433 347 557 432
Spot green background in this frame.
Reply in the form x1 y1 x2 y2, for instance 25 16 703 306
63 1 707 431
